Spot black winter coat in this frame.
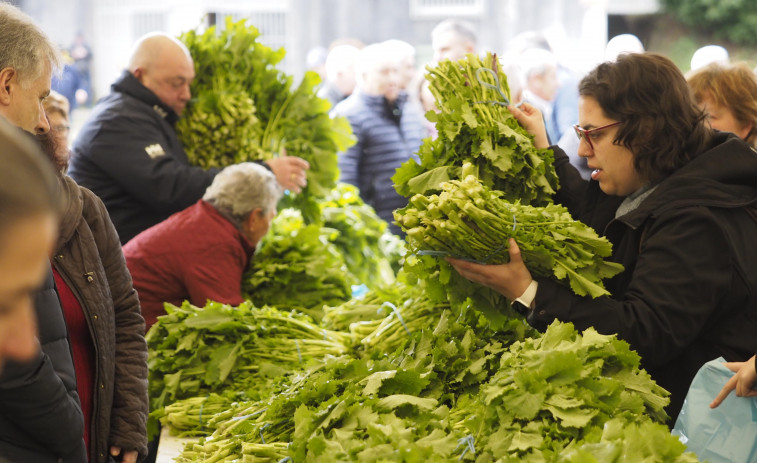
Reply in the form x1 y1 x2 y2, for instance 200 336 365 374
0 268 87 462
69 71 219 244
532 133 757 423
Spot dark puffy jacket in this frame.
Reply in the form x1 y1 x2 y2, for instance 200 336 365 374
0 268 87 462
332 90 425 235
532 133 757 423
69 70 219 244
52 175 148 462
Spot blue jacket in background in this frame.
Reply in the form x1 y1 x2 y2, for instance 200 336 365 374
332 90 425 235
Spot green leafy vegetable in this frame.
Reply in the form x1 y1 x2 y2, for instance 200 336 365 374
392 52 558 206
395 172 624 325
242 208 355 320
177 17 355 222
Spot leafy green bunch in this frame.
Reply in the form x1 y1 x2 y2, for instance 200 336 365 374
393 51 558 206
319 182 404 286
177 17 355 222
162 292 530 462
146 300 351 420
457 321 678 461
558 419 699 463
159 318 689 462
242 208 355 321
395 172 623 327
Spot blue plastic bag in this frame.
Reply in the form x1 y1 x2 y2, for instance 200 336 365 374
672 357 757 463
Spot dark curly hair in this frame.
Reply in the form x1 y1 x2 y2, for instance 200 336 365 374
579 53 712 183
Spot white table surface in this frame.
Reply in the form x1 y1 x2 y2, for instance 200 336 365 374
154 427 197 463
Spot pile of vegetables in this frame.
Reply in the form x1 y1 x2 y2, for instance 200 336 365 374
395 170 624 326
242 208 354 321
176 17 355 222
392 52 558 206
157 313 695 462
146 30 698 462
319 183 404 286
146 299 351 434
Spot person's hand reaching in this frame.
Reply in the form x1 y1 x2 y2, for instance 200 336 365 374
710 355 757 408
508 103 550 149
265 154 310 193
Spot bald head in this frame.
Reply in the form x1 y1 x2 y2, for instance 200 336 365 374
128 32 195 116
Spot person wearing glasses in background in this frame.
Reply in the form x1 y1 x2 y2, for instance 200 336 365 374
447 53 757 424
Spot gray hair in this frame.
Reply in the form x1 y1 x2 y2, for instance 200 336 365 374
431 19 477 46
0 4 61 87
518 47 557 82
202 163 282 228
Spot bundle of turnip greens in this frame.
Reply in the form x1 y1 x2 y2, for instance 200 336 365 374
392 51 558 206
176 17 355 222
242 208 355 321
159 321 694 462
319 183 403 286
146 300 351 419
395 172 623 317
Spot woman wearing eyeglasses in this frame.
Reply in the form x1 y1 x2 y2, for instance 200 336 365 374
448 52 757 424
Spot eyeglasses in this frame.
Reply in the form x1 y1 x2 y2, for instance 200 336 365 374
573 121 622 150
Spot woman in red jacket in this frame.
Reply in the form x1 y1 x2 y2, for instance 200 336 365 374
123 162 283 331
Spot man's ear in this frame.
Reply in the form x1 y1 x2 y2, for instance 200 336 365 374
0 67 17 105
131 67 145 82
245 208 264 229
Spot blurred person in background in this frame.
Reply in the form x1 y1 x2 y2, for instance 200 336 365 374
431 18 477 62
604 33 644 62
690 44 729 72
124 163 283 331
0 3 88 461
306 45 328 84
69 32 309 244
51 49 88 116
383 39 417 91
413 71 438 139
42 90 72 171
332 41 425 235
687 62 757 148
318 44 360 108
519 47 561 142
69 32 93 104
40 92 149 463
0 118 59 373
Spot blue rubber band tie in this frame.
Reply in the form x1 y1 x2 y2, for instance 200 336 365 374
231 407 267 421
260 422 272 444
473 67 510 106
381 302 410 335
455 435 476 461
278 458 293 463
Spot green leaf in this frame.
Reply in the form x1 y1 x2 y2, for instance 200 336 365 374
376 394 438 411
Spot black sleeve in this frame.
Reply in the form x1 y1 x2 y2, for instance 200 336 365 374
529 207 733 370
80 112 220 215
0 352 86 457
